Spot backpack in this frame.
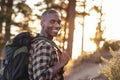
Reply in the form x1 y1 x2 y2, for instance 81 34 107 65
0 32 62 80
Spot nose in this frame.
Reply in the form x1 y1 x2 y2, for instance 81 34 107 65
55 22 61 30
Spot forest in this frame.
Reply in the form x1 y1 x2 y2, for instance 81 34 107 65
0 0 120 80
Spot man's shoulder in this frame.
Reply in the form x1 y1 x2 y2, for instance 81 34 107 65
32 39 52 47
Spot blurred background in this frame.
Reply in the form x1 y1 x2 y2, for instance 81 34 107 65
0 0 120 80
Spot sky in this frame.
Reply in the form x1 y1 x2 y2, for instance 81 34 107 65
73 0 120 59
25 0 120 59
102 0 120 40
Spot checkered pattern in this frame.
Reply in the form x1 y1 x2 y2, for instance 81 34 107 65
28 40 63 80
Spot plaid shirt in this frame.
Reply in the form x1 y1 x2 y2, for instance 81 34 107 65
28 39 64 80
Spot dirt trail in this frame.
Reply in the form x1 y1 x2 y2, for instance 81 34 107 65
64 62 102 80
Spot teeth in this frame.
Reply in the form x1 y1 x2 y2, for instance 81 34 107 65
52 30 58 32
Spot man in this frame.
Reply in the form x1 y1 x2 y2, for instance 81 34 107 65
28 9 70 80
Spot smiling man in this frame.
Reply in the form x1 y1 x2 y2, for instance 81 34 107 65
28 9 70 80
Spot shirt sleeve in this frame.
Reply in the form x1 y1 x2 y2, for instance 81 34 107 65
32 40 54 80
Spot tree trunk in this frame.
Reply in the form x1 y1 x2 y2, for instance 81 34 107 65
66 0 76 57
4 0 13 41
0 0 6 41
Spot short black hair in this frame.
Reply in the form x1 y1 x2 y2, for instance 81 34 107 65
41 9 58 21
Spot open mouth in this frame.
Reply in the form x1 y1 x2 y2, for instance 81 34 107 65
52 29 59 33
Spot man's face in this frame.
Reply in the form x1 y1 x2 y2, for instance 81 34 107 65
41 13 61 37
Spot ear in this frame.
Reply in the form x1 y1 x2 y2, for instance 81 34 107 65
41 20 45 27
40 20 43 26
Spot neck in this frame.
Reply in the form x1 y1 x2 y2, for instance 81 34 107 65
40 31 53 40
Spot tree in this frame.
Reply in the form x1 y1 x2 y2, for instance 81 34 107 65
66 0 76 57
0 0 33 43
92 22 105 50
79 0 89 54
0 0 6 42
90 0 105 50
5 0 13 41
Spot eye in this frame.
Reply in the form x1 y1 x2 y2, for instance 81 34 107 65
57 20 61 25
50 20 61 25
50 20 56 24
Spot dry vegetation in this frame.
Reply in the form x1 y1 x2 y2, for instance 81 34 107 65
64 40 120 80
100 48 120 80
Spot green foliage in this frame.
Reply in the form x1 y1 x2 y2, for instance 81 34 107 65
101 48 120 80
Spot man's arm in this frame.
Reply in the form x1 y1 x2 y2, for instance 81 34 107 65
32 41 54 80
51 51 70 75
32 40 70 79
